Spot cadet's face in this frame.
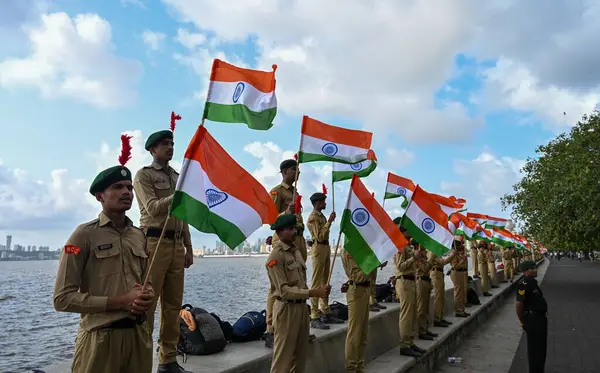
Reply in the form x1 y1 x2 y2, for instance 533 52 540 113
97 181 134 211
283 166 299 183
317 200 326 210
151 138 174 162
277 226 296 243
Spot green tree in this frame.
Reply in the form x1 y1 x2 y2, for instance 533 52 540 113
501 111 600 252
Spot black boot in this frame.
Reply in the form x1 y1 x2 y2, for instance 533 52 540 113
157 362 192 373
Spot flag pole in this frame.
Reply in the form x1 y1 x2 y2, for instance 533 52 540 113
291 118 305 202
331 163 335 212
327 179 353 285
142 215 171 288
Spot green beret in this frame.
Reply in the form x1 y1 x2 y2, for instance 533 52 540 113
519 260 536 271
310 192 327 203
279 159 297 171
393 217 402 226
270 214 297 230
145 130 173 151
89 166 132 195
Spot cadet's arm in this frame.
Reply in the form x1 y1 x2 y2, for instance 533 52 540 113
515 300 525 327
53 229 130 313
427 250 436 265
133 171 172 218
397 251 415 272
183 222 193 251
443 251 456 265
267 256 309 301
309 216 330 242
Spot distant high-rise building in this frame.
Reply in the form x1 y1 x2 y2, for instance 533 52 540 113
6 235 11 251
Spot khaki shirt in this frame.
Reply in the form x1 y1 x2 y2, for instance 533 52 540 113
395 244 417 276
307 210 331 244
266 242 309 301
341 249 370 284
53 212 149 331
428 250 455 271
486 250 495 263
502 248 513 260
477 250 486 264
133 161 192 249
450 250 468 270
269 182 305 247
415 251 431 277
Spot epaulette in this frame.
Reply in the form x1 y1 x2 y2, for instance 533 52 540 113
80 218 100 228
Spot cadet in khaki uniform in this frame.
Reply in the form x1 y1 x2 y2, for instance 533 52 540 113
266 215 330 373
134 127 194 373
307 192 343 329
415 245 437 340
54 144 155 373
449 241 470 318
394 222 426 358
265 159 309 347
369 263 388 312
469 240 480 278
478 243 492 296
342 249 371 372
512 248 519 274
487 245 499 288
428 249 455 327
503 246 515 282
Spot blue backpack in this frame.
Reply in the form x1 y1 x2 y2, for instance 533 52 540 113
231 310 267 342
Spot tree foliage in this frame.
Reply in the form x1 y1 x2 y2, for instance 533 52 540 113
501 111 600 251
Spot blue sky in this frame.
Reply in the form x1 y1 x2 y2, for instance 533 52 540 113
1 0 598 249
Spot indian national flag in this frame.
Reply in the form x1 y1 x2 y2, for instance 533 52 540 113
402 185 454 256
171 126 278 249
467 212 488 226
473 223 492 242
491 227 515 247
427 192 466 216
298 116 372 164
449 213 481 240
203 59 277 130
384 173 416 208
332 150 377 182
340 174 408 274
485 215 509 230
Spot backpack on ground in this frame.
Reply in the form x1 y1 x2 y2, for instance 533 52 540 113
231 311 267 342
210 312 233 342
376 283 393 302
177 304 227 356
329 301 349 320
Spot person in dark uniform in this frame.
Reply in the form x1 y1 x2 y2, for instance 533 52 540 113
515 260 547 373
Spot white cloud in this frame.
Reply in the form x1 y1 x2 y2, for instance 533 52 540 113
441 151 525 218
385 148 415 168
121 0 146 8
0 12 142 108
163 0 482 144
481 59 600 131
175 28 207 50
142 30 166 51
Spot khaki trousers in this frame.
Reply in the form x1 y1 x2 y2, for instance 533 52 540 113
369 270 377 305
450 270 467 312
504 261 514 281
271 300 310 373
395 278 416 349
72 324 153 373
310 243 331 319
471 248 479 276
267 234 306 333
345 285 370 373
430 270 445 322
479 262 490 293
488 261 497 286
416 279 432 333
146 236 186 364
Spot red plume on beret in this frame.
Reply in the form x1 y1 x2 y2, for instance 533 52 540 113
322 183 327 195
170 111 182 132
118 134 133 167
295 194 302 214
293 153 298 161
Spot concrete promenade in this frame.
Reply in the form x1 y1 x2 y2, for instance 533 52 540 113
508 259 600 373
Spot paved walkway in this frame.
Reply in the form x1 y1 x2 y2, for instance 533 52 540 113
509 259 600 373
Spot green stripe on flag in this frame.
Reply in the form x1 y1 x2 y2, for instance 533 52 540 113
297 151 365 165
401 216 450 257
332 163 377 182
203 102 277 130
340 209 381 274
171 191 247 249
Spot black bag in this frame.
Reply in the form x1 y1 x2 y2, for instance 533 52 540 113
231 311 267 342
210 312 233 342
329 301 349 320
178 304 226 355
375 283 393 302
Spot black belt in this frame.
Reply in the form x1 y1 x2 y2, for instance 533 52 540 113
525 310 547 317
103 317 138 329
316 240 329 245
399 275 415 281
417 276 431 282
432 268 444 272
454 268 467 272
146 227 182 240
349 280 370 287
275 297 305 304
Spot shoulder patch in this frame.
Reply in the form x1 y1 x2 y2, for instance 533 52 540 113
347 255 352 259
64 245 81 256
267 260 277 268
518 289 526 296
271 191 278 195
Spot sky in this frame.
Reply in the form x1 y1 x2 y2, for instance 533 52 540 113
1 0 599 250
